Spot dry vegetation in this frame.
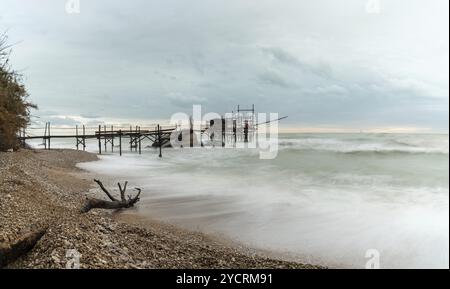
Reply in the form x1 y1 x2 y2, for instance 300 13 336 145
0 32 36 151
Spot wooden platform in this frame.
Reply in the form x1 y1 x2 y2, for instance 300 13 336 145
18 123 176 157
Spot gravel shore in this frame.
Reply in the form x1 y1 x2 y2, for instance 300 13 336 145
0 149 321 269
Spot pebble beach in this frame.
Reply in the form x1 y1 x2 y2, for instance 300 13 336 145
0 149 320 269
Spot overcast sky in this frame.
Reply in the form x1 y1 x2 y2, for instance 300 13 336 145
1 0 448 132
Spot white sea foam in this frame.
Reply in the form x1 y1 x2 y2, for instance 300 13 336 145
278 134 449 154
75 133 449 268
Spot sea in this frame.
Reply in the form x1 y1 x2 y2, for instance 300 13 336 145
29 133 449 268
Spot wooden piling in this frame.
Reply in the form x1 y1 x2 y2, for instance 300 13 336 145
138 126 141 155
98 124 102 154
119 129 122 156
111 125 114 152
82 125 86 151
135 126 138 152
244 120 249 143
189 116 194 148
104 125 107 152
43 122 47 150
233 119 237 143
21 128 25 147
158 124 162 158
76 125 79 150
222 117 225 147
48 122 51 150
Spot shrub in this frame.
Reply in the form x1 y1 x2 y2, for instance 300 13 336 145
0 33 36 151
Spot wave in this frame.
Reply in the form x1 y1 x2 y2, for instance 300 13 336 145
279 136 449 154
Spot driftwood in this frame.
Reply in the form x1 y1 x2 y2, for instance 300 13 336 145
0 228 47 268
81 179 141 213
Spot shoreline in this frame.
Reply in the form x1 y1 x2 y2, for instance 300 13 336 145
0 149 323 269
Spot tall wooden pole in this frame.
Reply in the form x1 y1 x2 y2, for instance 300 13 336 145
135 126 138 152
76 125 79 150
82 125 86 151
158 124 162 158
111 125 114 152
189 116 193 148
48 122 51 150
233 119 237 144
130 125 132 151
222 117 225 147
104 125 107 152
44 122 47 150
119 129 122 156
21 128 25 147
138 126 141 155
98 125 102 154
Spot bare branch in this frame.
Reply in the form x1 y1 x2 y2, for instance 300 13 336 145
133 188 141 201
117 181 128 202
117 182 125 201
94 179 118 202
81 180 142 213
122 181 128 195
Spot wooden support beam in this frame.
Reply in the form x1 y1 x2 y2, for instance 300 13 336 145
129 125 132 151
21 128 26 147
244 120 249 143
222 116 225 147
135 126 138 152
48 122 51 150
158 124 162 158
111 125 114 152
98 124 102 154
104 125 107 152
76 125 79 150
83 125 86 151
233 119 237 143
138 126 141 155
189 116 193 148
43 122 47 150
119 129 122 156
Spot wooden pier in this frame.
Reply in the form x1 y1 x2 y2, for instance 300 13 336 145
19 122 176 157
18 105 286 157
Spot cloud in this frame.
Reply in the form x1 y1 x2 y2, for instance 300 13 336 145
385 77 447 99
261 47 333 79
304 84 348 96
0 0 447 131
167 92 207 107
35 114 103 126
258 70 292 88
80 113 101 119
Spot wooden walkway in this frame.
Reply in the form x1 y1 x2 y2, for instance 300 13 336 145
19 123 176 157
17 105 286 157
